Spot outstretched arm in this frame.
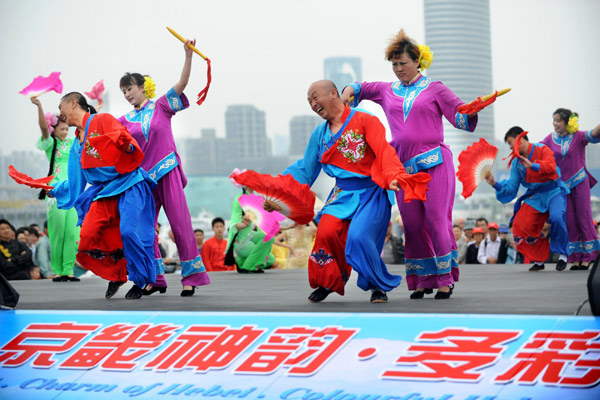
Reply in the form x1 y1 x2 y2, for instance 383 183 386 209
30 96 50 139
173 39 195 96
592 123 600 138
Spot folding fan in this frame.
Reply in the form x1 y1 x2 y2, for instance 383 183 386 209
456 139 498 199
238 194 285 242
230 170 316 225
8 165 55 190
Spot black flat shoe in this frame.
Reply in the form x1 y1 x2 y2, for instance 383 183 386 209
308 287 332 303
125 285 144 299
370 290 388 303
410 290 425 299
52 276 63 282
105 281 125 299
570 263 581 270
556 260 567 271
434 290 452 299
66 276 80 282
253 268 265 273
579 263 590 271
180 287 196 297
142 286 167 295
529 264 545 271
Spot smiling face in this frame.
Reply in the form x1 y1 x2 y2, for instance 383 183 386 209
391 53 420 84
307 82 337 121
121 84 147 108
53 120 69 140
58 98 77 126
553 113 567 135
0 223 12 242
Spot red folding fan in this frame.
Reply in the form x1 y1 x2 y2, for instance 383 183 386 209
8 165 55 190
230 170 316 225
456 139 498 199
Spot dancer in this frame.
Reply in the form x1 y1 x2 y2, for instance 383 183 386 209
50 92 156 299
31 96 80 282
341 29 480 299
485 127 570 271
540 109 600 270
118 38 209 297
280 80 430 303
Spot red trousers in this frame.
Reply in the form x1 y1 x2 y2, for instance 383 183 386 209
308 214 351 295
513 203 550 263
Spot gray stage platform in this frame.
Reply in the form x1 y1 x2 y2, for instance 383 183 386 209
8 264 594 316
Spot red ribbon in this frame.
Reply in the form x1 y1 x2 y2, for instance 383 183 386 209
196 58 212 106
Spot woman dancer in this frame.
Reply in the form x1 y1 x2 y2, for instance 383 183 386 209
31 96 79 282
341 29 480 299
540 109 600 270
118 38 210 297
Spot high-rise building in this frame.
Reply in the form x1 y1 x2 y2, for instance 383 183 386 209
289 115 321 157
225 105 270 160
424 0 497 200
324 57 362 93
424 0 495 160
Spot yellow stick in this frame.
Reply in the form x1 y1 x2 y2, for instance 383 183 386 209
481 88 511 101
166 26 208 60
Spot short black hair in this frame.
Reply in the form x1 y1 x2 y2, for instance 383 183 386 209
194 229 204 234
212 217 225 227
476 217 488 225
504 126 528 142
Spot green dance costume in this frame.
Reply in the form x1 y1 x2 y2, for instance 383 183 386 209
36 136 80 276
226 193 274 272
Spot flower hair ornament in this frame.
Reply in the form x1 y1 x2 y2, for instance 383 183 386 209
418 44 433 70
144 75 156 99
566 114 579 134
44 112 58 135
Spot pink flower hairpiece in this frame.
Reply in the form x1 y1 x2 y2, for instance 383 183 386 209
44 112 58 135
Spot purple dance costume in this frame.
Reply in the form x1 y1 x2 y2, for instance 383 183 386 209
118 88 209 288
541 130 600 263
349 74 477 290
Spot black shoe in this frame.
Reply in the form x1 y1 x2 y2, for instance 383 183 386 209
105 281 125 299
125 285 143 300
570 263 581 271
236 267 250 273
66 276 80 282
308 287 332 303
370 290 388 303
181 287 196 297
529 264 545 271
142 286 167 295
434 290 452 299
52 276 63 282
410 290 425 299
61 276 69 282
253 268 265 273
448 284 454 295
580 263 590 271
556 260 567 271
424 288 434 294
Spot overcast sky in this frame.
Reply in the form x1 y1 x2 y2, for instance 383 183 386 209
1 0 598 155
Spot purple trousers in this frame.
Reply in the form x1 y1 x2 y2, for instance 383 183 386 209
397 146 458 291
566 179 600 263
152 168 209 287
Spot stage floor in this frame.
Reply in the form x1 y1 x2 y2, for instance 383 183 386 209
8 263 594 316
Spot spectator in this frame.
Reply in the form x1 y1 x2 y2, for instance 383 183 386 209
454 224 467 264
271 230 292 269
477 222 505 264
162 229 179 273
35 221 53 279
16 227 30 244
464 219 475 242
499 224 516 264
200 218 230 272
466 227 485 264
476 218 489 237
0 218 34 280
194 229 205 253
454 217 466 231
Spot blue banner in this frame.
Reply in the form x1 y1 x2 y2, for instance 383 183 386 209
0 311 599 399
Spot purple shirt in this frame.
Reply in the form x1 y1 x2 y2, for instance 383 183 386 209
118 87 189 184
353 75 477 163
540 130 599 189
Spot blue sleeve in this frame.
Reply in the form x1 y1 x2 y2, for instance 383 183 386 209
493 160 521 204
50 141 87 209
530 163 540 172
282 125 323 186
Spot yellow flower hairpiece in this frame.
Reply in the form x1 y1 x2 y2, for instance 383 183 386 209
144 75 156 99
418 44 434 70
566 114 579 134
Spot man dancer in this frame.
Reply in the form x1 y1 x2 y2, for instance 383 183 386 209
279 80 430 303
485 127 569 271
